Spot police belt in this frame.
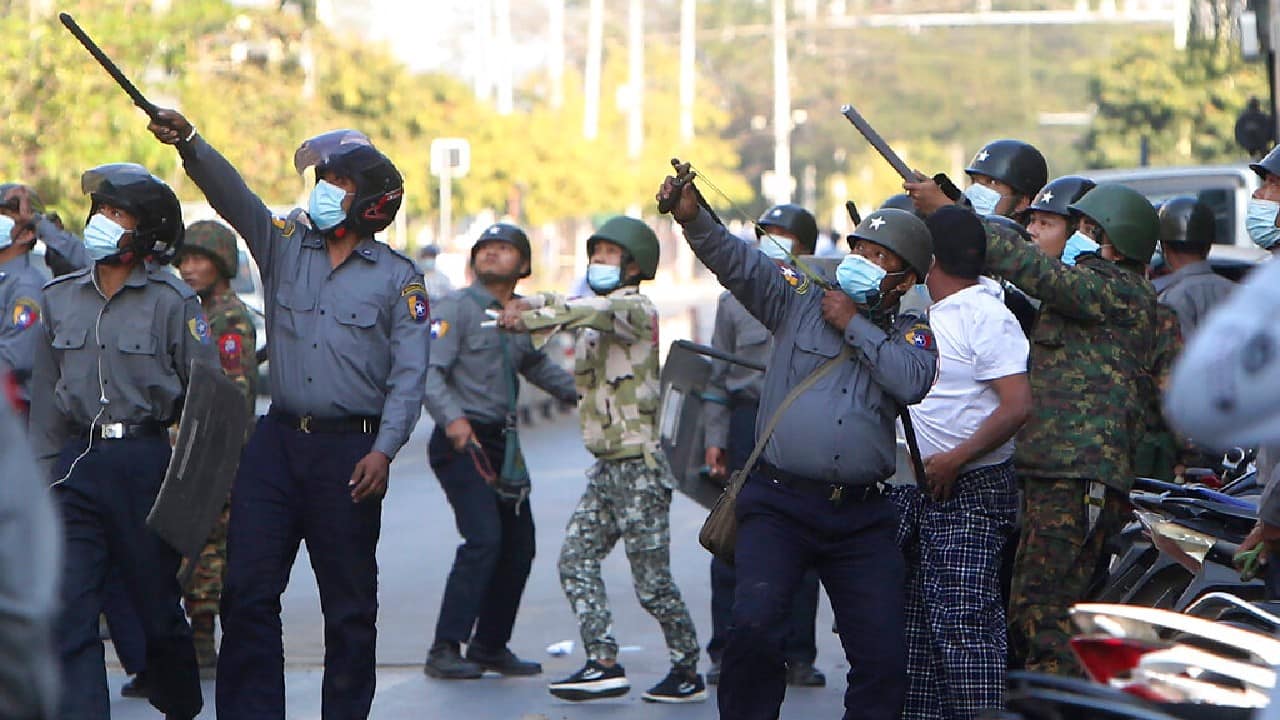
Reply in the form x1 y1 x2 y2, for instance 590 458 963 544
269 409 380 435
755 461 884 505
73 419 169 440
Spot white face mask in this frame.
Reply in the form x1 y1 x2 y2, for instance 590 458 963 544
759 234 792 261
0 215 14 251
963 183 1003 216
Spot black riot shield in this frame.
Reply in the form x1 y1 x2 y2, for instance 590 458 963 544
147 361 248 581
659 340 765 510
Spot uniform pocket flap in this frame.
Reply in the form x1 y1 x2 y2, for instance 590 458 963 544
118 330 156 355
336 303 379 328
276 285 317 311
52 326 87 350
793 334 840 359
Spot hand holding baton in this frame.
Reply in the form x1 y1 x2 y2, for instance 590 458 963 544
839 104 962 202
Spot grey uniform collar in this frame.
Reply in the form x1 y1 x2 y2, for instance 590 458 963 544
72 263 149 290
301 232 383 264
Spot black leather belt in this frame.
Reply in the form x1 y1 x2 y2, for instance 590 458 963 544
270 409 380 435
756 462 884 505
74 420 169 440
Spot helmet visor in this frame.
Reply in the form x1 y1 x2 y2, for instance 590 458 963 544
81 163 162 196
293 129 374 175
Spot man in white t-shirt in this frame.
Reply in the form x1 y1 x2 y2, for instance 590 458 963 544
890 206 1032 720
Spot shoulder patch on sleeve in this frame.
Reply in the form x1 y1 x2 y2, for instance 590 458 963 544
188 315 212 344
406 291 430 324
775 261 812 295
218 332 245 373
904 321 934 350
430 319 450 339
401 282 427 297
11 297 40 330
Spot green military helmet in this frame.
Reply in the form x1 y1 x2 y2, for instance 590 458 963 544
182 219 239 279
1068 183 1159 264
588 216 659 280
849 208 933 279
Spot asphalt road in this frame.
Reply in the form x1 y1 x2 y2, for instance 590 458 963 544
107 409 852 719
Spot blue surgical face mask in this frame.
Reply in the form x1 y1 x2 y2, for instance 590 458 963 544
586 262 621 294
913 283 931 304
963 183 1003 216
835 253 887 303
0 215 14 251
308 180 349 231
83 213 129 262
759 234 792 261
1061 230 1100 266
1247 198 1280 249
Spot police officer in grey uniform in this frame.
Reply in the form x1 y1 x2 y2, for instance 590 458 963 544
423 222 578 679
149 110 430 718
1153 196 1235 338
28 163 213 720
703 205 825 688
660 179 937 719
0 184 50 413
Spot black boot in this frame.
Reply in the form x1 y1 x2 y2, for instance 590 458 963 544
466 643 542 676
786 661 826 687
120 672 151 699
424 641 483 679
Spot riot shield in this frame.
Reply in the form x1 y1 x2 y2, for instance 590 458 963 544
147 360 249 582
659 340 765 510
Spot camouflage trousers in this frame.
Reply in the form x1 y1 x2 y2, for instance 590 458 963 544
558 455 700 670
184 500 230 618
1007 477 1126 675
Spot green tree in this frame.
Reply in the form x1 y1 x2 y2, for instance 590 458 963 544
1079 36 1268 168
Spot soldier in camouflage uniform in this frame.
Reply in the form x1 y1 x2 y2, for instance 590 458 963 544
175 219 258 676
498 216 705 704
982 184 1165 674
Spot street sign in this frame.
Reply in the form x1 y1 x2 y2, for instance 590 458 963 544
430 138 470 178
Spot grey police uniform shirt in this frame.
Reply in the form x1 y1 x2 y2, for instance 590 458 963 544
704 290 770 450
177 135 429 460
683 209 938 486
423 282 578 428
0 254 47 395
28 264 218 471
1156 260 1235 339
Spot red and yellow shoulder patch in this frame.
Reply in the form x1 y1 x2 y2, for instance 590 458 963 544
11 297 39 330
904 322 934 350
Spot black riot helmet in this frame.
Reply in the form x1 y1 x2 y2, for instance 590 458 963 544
878 193 918 215
81 163 184 265
471 222 532 278
294 129 404 239
1027 175 1096 219
965 140 1049 199
1157 196 1216 255
755 203 818 255
1250 145 1280 180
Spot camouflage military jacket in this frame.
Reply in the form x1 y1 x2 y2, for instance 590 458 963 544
985 227 1161 492
521 287 661 463
205 288 258 426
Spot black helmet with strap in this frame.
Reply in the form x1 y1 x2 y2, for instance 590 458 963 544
755 203 818 254
471 222 532 278
1157 196 1216 253
294 129 404 238
81 163 183 265
966 139 1049 198
1027 175 1096 218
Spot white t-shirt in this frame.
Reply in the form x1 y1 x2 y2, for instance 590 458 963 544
909 277 1030 471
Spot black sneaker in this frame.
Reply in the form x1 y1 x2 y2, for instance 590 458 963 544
466 644 542 676
706 660 721 685
642 668 707 704
423 641 484 679
547 660 630 701
120 672 151 699
786 661 826 687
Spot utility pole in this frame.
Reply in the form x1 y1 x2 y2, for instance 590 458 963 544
549 0 565 109
628 0 645 158
772 0 793 204
584 0 604 140
474 0 493 104
679 0 696 143
494 0 513 114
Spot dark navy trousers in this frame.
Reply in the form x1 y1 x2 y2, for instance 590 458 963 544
53 436 202 719
102 568 148 674
718 474 907 720
428 425 536 649
707 400 820 665
216 414 382 720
